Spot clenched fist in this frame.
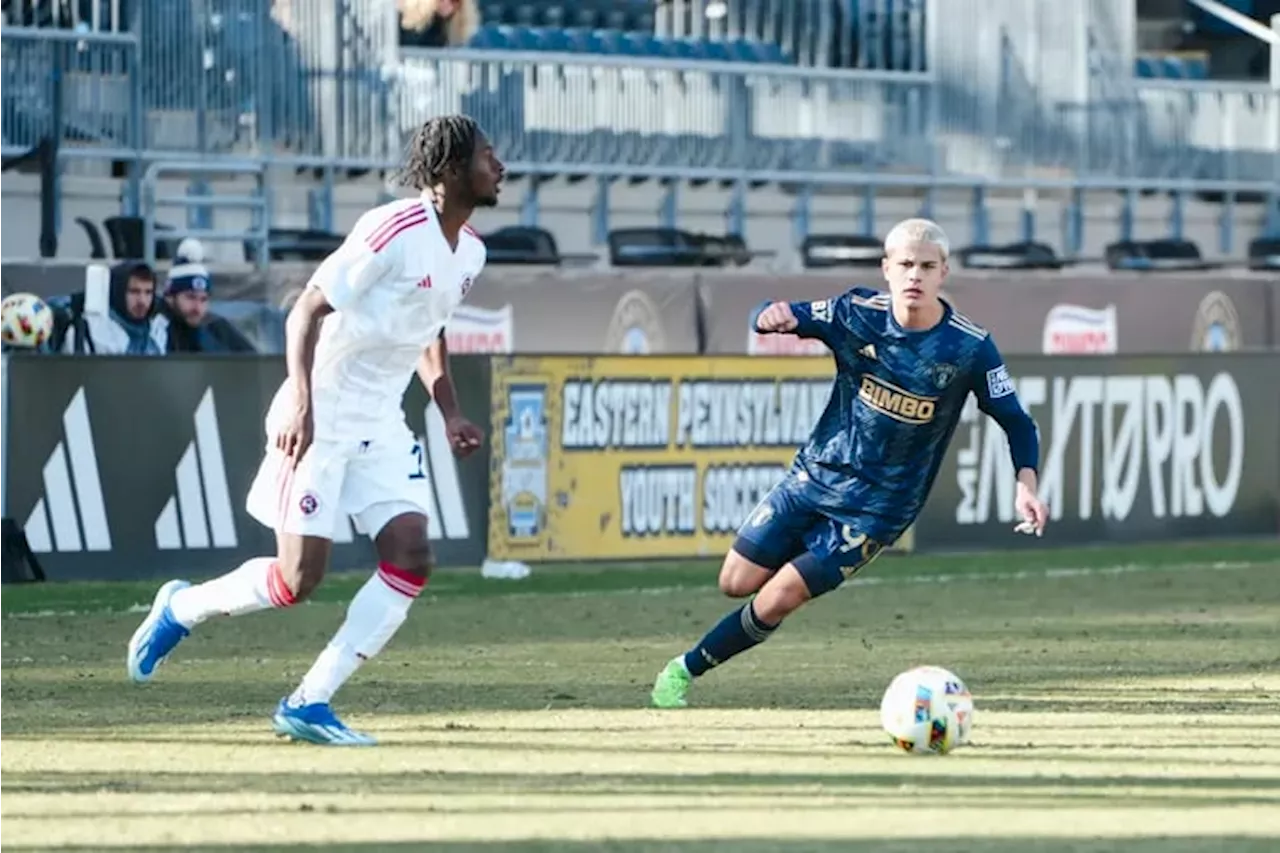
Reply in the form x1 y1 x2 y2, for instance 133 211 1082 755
755 302 798 333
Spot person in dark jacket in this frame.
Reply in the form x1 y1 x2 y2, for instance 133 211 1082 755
163 243 256 354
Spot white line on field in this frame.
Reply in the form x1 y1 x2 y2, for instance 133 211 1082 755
2 558 1266 620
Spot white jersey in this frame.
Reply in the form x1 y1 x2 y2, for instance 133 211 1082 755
267 197 487 441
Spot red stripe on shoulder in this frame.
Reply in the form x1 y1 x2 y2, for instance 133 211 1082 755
368 208 429 253
461 223 480 238
368 204 422 241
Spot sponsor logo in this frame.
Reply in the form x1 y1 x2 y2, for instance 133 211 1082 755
1191 291 1242 352
446 303 514 354
154 389 238 550
985 365 1015 399
1042 304 1118 355
22 388 111 553
748 332 828 356
500 385 550 539
858 375 938 425
955 372 1245 525
605 290 666 354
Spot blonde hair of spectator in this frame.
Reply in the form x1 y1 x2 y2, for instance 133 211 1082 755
884 218 950 259
400 0 479 44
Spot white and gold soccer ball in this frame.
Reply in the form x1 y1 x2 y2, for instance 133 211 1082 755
880 665 975 755
1 292 55 349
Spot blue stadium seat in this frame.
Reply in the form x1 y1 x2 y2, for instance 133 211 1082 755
1182 54 1209 79
511 25 540 51
586 29 625 55
535 27 575 53
1161 56 1186 79
703 41 734 63
571 8 601 30
666 39 706 60
1135 56 1158 79
622 32 664 56
513 4 537 27
540 5 565 29
470 24 505 49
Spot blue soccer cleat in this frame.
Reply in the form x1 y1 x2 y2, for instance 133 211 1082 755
271 699 377 746
126 579 192 684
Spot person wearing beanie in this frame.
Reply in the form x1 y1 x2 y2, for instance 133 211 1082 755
162 239 256 353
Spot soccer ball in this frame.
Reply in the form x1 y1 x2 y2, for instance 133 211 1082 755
1 292 54 349
880 665 975 755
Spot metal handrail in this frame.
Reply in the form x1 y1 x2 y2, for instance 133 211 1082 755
141 161 270 270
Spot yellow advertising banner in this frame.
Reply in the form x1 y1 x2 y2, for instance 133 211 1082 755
487 355 914 562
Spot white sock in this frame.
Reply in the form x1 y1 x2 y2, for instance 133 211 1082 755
168 557 295 628
288 563 425 707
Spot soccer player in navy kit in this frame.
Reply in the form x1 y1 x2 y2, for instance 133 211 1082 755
651 218 1049 708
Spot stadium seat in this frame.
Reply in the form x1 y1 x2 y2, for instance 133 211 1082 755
540 5 565 29
586 29 625 55
1182 54 1209 79
571 8 601 30
1161 55 1186 78
509 4 533 27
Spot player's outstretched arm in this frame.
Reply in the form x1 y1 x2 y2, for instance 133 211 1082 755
971 337 1048 536
417 333 483 457
750 295 849 345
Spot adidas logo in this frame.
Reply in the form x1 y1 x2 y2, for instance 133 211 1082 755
154 389 238 550
331 401 470 543
859 344 878 360
23 388 111 553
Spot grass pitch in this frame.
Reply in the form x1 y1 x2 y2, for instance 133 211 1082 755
3 540 1280 851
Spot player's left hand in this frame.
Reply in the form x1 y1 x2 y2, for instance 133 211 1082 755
1013 482 1048 537
445 416 484 458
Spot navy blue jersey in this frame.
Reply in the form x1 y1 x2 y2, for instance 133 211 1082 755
745 287 1038 550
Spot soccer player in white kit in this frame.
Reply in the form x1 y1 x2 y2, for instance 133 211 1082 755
125 116 505 745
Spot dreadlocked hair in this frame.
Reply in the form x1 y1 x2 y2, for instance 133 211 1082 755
398 115 480 192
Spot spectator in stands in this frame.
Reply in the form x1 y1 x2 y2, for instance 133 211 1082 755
162 240 256 353
399 0 479 47
59 261 168 355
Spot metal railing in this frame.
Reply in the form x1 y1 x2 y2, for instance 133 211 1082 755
1 0 1277 263
4 30 1275 188
141 161 269 269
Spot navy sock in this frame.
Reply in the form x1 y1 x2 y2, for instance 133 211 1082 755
682 601 778 677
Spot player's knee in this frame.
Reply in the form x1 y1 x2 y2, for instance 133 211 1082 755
388 541 433 580
374 515 434 580
718 551 770 598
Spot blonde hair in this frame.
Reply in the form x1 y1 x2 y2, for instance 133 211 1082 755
884 218 950 259
400 0 479 44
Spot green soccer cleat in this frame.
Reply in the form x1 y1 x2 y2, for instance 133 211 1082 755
651 656 693 709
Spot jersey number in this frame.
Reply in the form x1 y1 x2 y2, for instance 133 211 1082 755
838 525 867 553
409 443 426 480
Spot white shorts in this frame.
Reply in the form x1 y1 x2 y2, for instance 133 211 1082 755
245 426 433 541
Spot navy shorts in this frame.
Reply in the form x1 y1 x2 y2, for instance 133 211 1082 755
731 480 889 597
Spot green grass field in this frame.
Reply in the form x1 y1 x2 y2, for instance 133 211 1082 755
3 540 1280 851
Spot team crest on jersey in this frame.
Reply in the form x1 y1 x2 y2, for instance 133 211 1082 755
932 363 959 389
298 492 320 517
460 276 474 297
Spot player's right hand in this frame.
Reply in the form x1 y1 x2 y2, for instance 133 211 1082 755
275 406 314 469
756 301 799 333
